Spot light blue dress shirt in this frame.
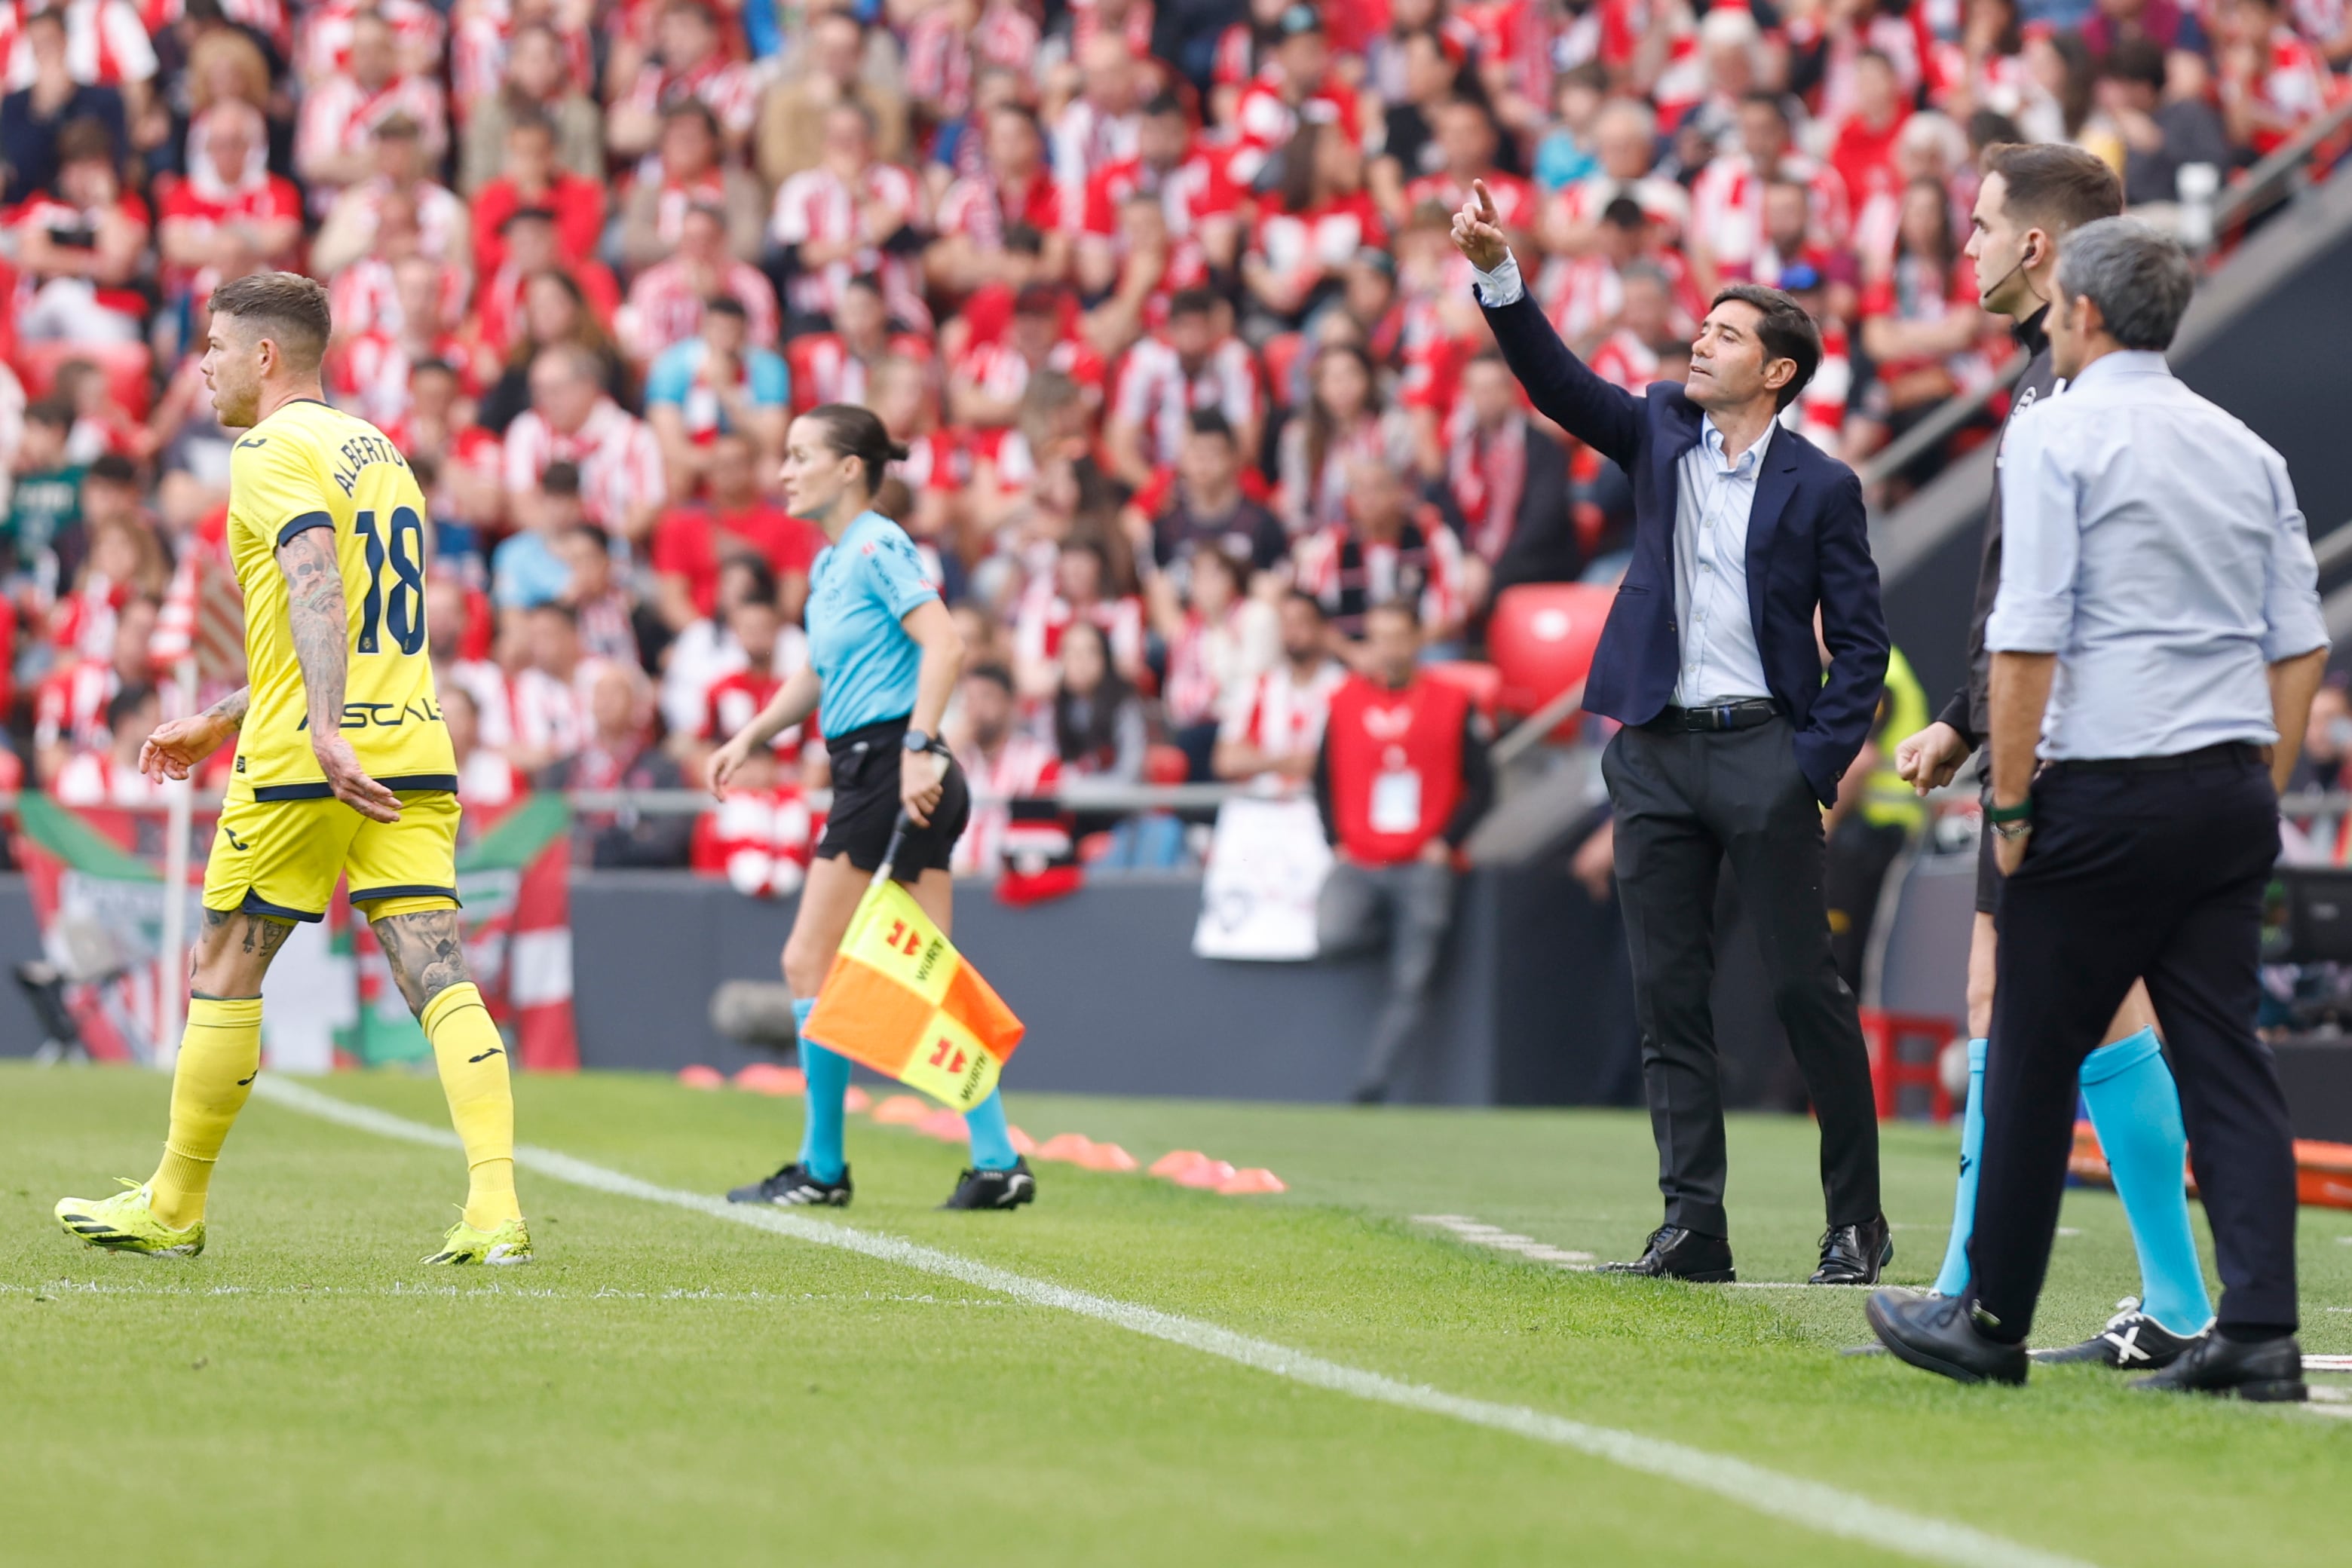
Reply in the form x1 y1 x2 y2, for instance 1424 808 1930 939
1985 351 2328 760
805 509 942 737
1672 418 1775 705
1473 250 1774 706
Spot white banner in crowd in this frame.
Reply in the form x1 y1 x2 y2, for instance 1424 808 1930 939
1193 796 1333 962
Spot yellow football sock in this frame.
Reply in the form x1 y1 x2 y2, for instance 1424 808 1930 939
422 983 521 1230
149 997 265 1230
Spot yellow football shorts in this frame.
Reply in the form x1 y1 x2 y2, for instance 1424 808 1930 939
201 789 462 923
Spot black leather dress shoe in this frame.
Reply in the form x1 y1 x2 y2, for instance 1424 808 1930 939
2128 1330 2306 1401
1811 1214 1893 1285
1865 1290 2029 1386
1597 1225 1735 1282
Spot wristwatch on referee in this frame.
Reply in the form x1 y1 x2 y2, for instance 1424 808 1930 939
903 729 944 757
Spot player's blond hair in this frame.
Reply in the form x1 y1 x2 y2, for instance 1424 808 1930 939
209 271 332 372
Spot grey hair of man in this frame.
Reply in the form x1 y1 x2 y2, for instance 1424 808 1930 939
2054 216 2196 352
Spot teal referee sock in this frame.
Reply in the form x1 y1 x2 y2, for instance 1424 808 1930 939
2078 1027 2213 1337
963 1090 1017 1172
1931 1038 1988 1297
794 997 850 1184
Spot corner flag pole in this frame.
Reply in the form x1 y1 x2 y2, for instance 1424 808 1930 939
156 654 198 1067
872 811 910 887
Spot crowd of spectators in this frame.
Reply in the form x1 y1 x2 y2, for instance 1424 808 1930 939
0 0 2342 883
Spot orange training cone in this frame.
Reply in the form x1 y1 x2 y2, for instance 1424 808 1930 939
735 1062 804 1096
1174 1159 1239 1190
678 1065 725 1089
914 1107 967 1141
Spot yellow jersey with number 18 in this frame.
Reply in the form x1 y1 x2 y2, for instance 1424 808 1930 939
225 398 455 801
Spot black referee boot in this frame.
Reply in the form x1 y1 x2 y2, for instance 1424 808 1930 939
2031 1297 2197 1369
942 1158 1037 1211
727 1161 853 1207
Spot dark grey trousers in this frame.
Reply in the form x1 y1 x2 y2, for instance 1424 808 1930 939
1318 858 1458 1096
1603 717 1882 1236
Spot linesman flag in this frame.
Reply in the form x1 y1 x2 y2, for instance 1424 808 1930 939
801 877 1024 1112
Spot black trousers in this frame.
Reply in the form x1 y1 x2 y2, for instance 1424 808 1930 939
1971 753 2297 1341
1603 718 1882 1236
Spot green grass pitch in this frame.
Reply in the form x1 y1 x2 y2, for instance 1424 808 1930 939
2 1061 2346 1567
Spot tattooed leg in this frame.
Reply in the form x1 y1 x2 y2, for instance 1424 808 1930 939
189 905 298 1000
378 908 519 1230
372 908 476 1019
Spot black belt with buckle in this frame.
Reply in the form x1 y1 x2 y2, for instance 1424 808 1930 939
2047 742 2264 775
1647 700 1780 733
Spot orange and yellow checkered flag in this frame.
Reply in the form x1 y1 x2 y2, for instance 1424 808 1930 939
800 876 1024 1111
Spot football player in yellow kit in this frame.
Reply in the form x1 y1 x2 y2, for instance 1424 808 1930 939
53 271 529 1266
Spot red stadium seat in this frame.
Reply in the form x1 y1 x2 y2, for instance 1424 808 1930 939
13 340 155 421
1421 660 1500 724
1260 332 1306 410
1485 583 1614 743
1144 743 1190 786
1860 1010 1959 1122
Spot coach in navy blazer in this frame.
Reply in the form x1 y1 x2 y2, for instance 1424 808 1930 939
1452 182 1888 1286
1481 287 1887 807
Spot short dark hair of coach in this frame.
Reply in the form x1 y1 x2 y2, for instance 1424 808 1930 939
1704 282 1823 411
2047 216 2197 372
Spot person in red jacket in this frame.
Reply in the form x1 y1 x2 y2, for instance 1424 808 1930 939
1313 598 1493 1103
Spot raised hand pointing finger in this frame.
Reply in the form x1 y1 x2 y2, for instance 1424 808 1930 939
1450 179 1508 271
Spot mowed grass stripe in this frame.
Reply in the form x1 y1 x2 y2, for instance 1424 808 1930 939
255 1076 2097 1568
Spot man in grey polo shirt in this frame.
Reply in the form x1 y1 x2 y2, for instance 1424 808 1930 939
1866 218 2329 1397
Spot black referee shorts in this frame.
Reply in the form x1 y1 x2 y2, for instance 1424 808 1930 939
814 717 970 884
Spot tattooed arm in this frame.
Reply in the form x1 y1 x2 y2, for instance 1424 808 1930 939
207 687 251 727
137 686 253 783
275 528 403 823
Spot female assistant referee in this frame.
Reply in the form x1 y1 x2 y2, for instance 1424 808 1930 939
706 404 1036 1211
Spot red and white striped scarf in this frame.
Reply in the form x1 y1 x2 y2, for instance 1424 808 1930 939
1449 415 1527 563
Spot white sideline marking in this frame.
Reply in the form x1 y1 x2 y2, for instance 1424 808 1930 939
1732 1282 1874 1291
1410 1213 1596 1266
255 1077 2096 1568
